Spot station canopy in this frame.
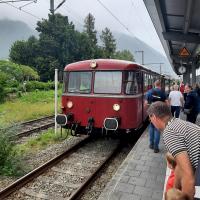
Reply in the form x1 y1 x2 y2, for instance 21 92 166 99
144 0 200 75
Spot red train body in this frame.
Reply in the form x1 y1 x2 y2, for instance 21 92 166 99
56 59 170 135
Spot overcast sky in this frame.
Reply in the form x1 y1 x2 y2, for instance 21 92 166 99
0 0 167 56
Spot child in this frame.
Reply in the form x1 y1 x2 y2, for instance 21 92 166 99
165 152 176 192
165 188 190 200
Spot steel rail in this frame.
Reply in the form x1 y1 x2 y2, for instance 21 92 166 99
19 115 54 126
0 115 54 132
69 142 122 200
16 122 55 137
0 136 91 199
15 115 55 137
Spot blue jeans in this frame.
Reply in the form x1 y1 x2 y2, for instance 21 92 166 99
149 123 160 150
171 106 180 118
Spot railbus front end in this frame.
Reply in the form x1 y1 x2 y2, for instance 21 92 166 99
56 59 145 136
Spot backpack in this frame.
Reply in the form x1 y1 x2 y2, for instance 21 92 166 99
151 89 162 102
148 88 165 104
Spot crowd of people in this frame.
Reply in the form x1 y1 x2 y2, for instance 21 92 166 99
144 80 200 200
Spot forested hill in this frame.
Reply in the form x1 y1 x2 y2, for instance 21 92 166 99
114 32 173 75
0 19 173 75
0 19 37 59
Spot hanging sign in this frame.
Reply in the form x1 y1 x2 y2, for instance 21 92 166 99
179 47 190 57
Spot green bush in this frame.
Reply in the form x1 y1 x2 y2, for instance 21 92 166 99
8 80 19 88
0 72 8 103
5 87 18 94
17 91 22 97
0 127 26 177
0 86 6 103
24 81 60 92
0 60 39 82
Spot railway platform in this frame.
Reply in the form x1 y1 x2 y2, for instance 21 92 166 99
98 114 200 200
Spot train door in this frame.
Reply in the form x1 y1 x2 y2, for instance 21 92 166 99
123 70 143 127
160 76 165 91
142 72 149 121
141 71 145 122
136 71 143 125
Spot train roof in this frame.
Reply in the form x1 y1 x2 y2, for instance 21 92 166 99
64 59 160 75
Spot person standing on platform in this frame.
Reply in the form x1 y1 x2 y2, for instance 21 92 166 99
193 83 200 114
184 84 199 123
168 85 184 118
180 81 185 94
144 80 167 153
147 102 200 200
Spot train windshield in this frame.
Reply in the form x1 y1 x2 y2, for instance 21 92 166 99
94 71 122 94
68 72 92 93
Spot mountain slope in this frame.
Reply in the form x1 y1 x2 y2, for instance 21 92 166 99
0 19 175 77
113 31 174 76
0 19 37 59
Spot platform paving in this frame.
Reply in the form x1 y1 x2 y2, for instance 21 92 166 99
98 114 200 200
98 129 166 200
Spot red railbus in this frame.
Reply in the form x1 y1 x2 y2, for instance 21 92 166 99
56 59 170 135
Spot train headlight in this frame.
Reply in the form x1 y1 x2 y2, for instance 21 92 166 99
67 101 73 109
90 60 97 68
113 104 120 111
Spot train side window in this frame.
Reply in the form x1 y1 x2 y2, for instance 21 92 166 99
124 71 141 94
94 71 122 94
68 72 92 93
148 74 153 89
152 75 156 84
63 72 68 93
144 73 148 91
165 79 170 94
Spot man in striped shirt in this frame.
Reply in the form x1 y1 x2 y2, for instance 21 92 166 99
147 101 200 200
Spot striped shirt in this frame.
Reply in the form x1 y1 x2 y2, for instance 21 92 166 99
163 118 200 169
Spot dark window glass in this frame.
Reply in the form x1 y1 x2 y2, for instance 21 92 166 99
68 72 92 93
124 71 141 94
63 72 68 93
148 74 153 89
94 71 122 94
165 79 170 94
144 73 149 91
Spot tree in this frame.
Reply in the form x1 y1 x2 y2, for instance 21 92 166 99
34 56 59 81
10 14 88 81
114 50 135 61
9 40 28 64
10 36 39 67
9 13 109 81
0 72 8 103
100 27 116 58
83 13 99 58
0 60 39 102
0 60 39 82
36 14 77 67
34 13 97 81
84 13 97 45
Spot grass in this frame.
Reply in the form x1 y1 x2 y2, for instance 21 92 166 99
0 127 69 177
0 90 61 128
14 128 69 155
0 127 26 177
0 89 66 177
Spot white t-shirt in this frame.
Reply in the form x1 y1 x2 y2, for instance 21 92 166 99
168 90 183 106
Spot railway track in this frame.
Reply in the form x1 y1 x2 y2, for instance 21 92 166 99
16 115 55 138
0 136 121 200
